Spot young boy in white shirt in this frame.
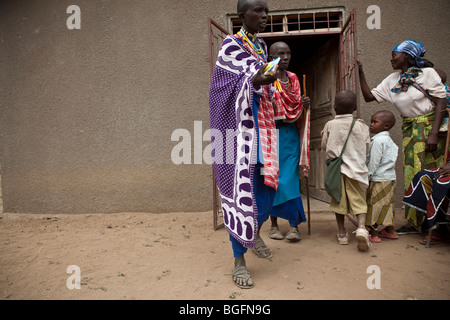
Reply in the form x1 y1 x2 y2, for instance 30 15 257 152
366 110 399 242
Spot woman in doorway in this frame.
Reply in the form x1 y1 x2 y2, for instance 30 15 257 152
357 40 447 233
266 41 309 242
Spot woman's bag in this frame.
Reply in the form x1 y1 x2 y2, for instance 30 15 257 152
324 118 357 203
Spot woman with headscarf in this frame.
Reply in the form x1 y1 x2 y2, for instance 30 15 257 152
357 40 447 233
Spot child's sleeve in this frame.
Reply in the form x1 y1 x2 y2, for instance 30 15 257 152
321 122 330 152
365 129 371 156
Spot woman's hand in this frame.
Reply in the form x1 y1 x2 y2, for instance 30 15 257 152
356 58 363 70
302 96 311 108
252 64 278 86
436 162 450 179
425 132 439 152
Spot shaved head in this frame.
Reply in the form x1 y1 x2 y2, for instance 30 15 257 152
373 110 396 130
269 41 289 55
237 0 248 13
237 0 269 34
335 90 357 115
237 0 263 13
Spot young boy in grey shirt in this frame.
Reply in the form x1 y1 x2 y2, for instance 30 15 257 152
321 90 371 251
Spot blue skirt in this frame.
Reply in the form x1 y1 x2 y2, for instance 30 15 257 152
271 121 306 226
271 196 306 227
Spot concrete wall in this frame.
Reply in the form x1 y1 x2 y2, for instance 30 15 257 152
0 0 449 213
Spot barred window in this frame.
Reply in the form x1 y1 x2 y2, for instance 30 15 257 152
228 8 344 36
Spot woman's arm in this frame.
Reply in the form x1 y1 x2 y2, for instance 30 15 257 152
436 160 450 178
356 59 376 102
252 64 278 86
425 97 446 152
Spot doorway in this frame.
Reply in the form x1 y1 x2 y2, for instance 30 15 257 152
225 8 358 203
208 9 358 228
263 34 340 202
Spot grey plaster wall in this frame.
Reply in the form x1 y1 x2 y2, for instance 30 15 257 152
0 0 449 213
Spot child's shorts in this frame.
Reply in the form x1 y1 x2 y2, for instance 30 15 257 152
330 174 367 215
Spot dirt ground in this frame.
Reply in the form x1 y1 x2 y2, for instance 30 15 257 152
0 200 449 300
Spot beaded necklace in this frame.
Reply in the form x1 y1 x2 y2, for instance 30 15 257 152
237 27 265 60
278 73 292 90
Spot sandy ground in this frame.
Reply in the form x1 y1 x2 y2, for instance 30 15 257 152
0 198 449 301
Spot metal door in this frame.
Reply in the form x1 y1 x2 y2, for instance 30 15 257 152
340 9 360 116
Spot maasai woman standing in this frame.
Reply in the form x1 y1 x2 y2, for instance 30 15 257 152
266 42 309 242
357 40 447 232
209 0 279 289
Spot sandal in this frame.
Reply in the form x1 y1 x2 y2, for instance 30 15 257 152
253 237 273 259
337 232 349 245
232 266 254 289
419 235 450 246
379 229 399 239
286 227 302 242
355 228 371 251
267 227 284 240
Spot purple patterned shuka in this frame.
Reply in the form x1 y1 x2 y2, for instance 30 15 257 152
209 35 267 249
